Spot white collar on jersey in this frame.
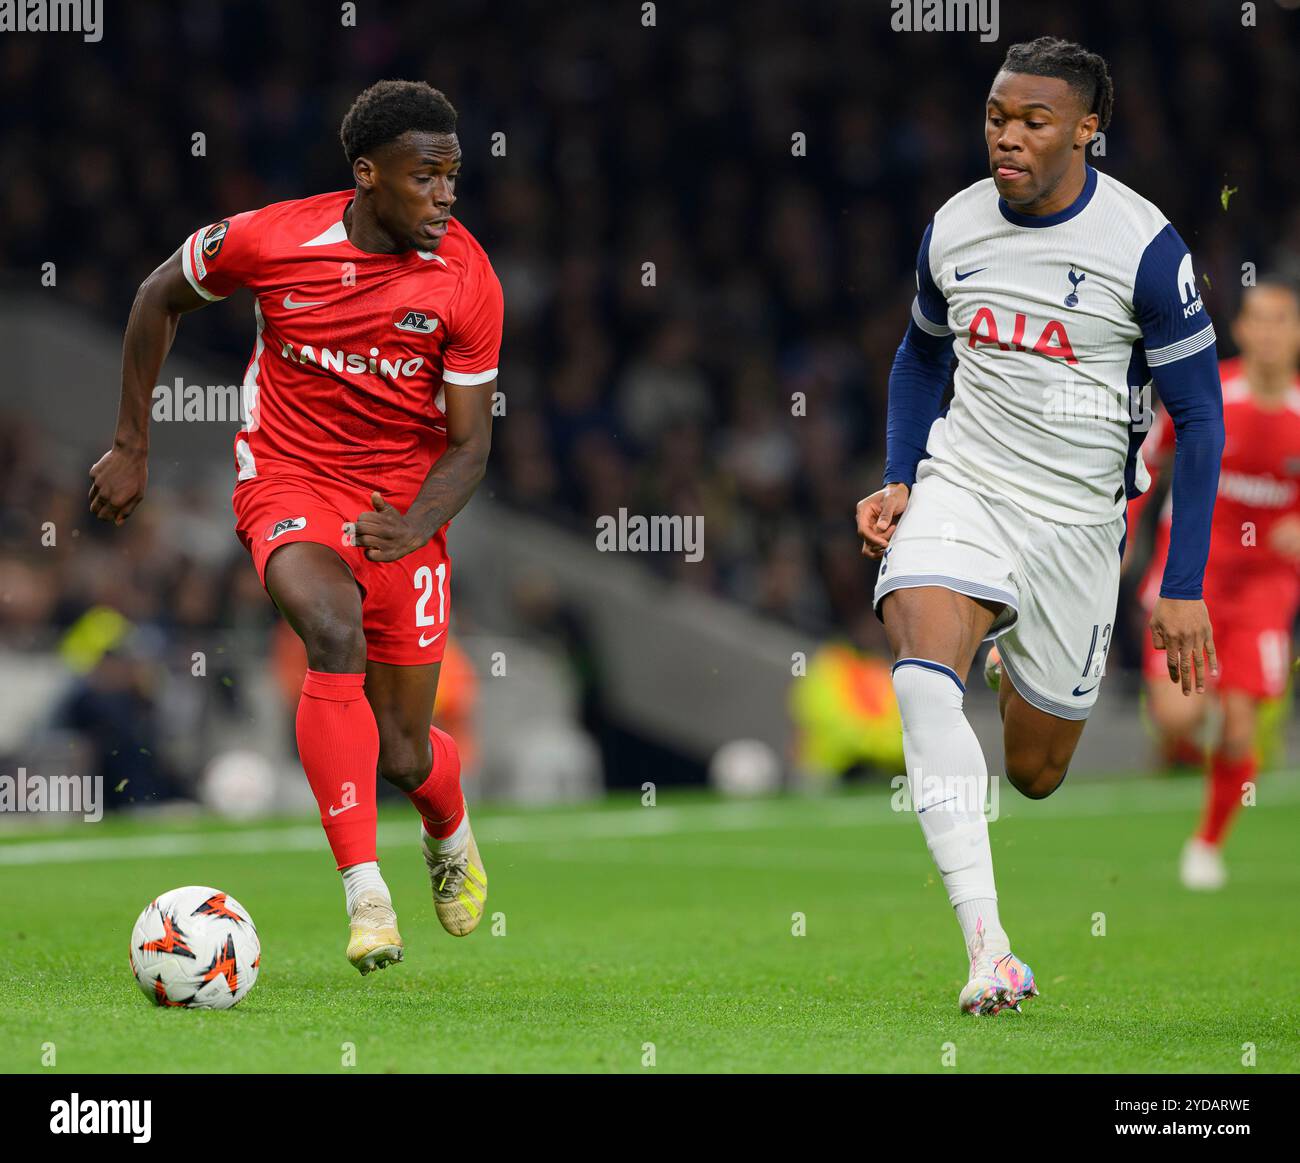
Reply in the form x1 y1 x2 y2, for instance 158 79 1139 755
301 220 348 247
300 219 449 265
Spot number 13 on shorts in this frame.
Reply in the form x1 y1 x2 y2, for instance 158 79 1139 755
1082 622 1112 681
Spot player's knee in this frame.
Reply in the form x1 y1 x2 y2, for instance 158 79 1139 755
377 734 433 792
1004 757 1068 800
1147 687 1204 738
1218 702 1257 761
1218 734 1253 763
300 613 365 673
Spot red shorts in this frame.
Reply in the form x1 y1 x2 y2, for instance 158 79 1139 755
1143 620 1291 698
233 473 451 666
1142 574 1295 699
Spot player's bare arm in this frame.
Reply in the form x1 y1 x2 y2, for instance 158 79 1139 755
856 482 910 558
89 248 209 524
354 377 495 563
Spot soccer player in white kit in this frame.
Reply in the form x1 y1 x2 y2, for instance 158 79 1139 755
857 38 1224 1014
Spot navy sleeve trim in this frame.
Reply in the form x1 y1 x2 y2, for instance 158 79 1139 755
883 320 954 488
915 222 948 330
1153 343 1224 600
1134 223 1212 352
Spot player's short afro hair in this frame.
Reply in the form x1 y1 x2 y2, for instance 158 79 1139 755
340 80 458 164
999 37 1114 132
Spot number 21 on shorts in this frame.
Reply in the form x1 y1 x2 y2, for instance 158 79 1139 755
414 563 447 646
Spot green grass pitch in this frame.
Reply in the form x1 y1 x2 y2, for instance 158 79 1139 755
1 774 1297 1073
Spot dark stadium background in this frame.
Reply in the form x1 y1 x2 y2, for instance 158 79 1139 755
2 0 1298 809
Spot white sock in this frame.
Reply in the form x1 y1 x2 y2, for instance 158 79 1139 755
437 813 470 854
892 659 1009 960
341 861 390 915
423 812 470 854
955 899 1009 959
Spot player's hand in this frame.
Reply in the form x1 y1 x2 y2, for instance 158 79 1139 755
1149 596 1217 696
88 444 148 525
857 482 910 559
1267 514 1300 562
354 492 427 562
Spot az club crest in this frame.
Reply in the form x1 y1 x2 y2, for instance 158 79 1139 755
265 516 307 541
393 309 438 334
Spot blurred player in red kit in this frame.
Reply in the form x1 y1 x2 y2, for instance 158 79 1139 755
90 81 502 972
1129 279 1300 889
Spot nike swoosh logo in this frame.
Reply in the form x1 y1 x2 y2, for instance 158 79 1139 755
954 267 986 281
283 292 326 310
1072 684 1098 697
327 802 358 817
418 630 445 648
917 795 957 815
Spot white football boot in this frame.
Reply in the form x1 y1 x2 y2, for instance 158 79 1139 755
1180 837 1227 891
421 807 488 936
346 891 404 975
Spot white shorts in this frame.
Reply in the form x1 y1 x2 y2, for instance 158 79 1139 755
873 472 1126 720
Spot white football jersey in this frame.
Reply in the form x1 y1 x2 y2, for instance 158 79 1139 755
911 164 1216 524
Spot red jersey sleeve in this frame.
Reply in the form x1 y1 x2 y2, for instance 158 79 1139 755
440 255 503 387
180 210 264 301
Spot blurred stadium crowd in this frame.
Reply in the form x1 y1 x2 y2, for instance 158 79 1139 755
2 0 1299 794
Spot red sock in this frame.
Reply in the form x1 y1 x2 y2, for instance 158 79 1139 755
405 726 465 841
1197 751 1256 846
295 670 379 869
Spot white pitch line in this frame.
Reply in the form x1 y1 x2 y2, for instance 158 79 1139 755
0 804 855 866
0 774 1297 867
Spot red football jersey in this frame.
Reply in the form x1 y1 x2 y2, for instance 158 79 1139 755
181 190 503 508
1135 358 1300 611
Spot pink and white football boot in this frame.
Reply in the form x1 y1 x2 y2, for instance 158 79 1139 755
959 922 1038 1016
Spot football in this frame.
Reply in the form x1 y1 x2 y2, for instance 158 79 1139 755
129 886 260 1010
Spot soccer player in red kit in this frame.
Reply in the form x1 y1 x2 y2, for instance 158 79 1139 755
1129 279 1300 890
89 81 501 973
